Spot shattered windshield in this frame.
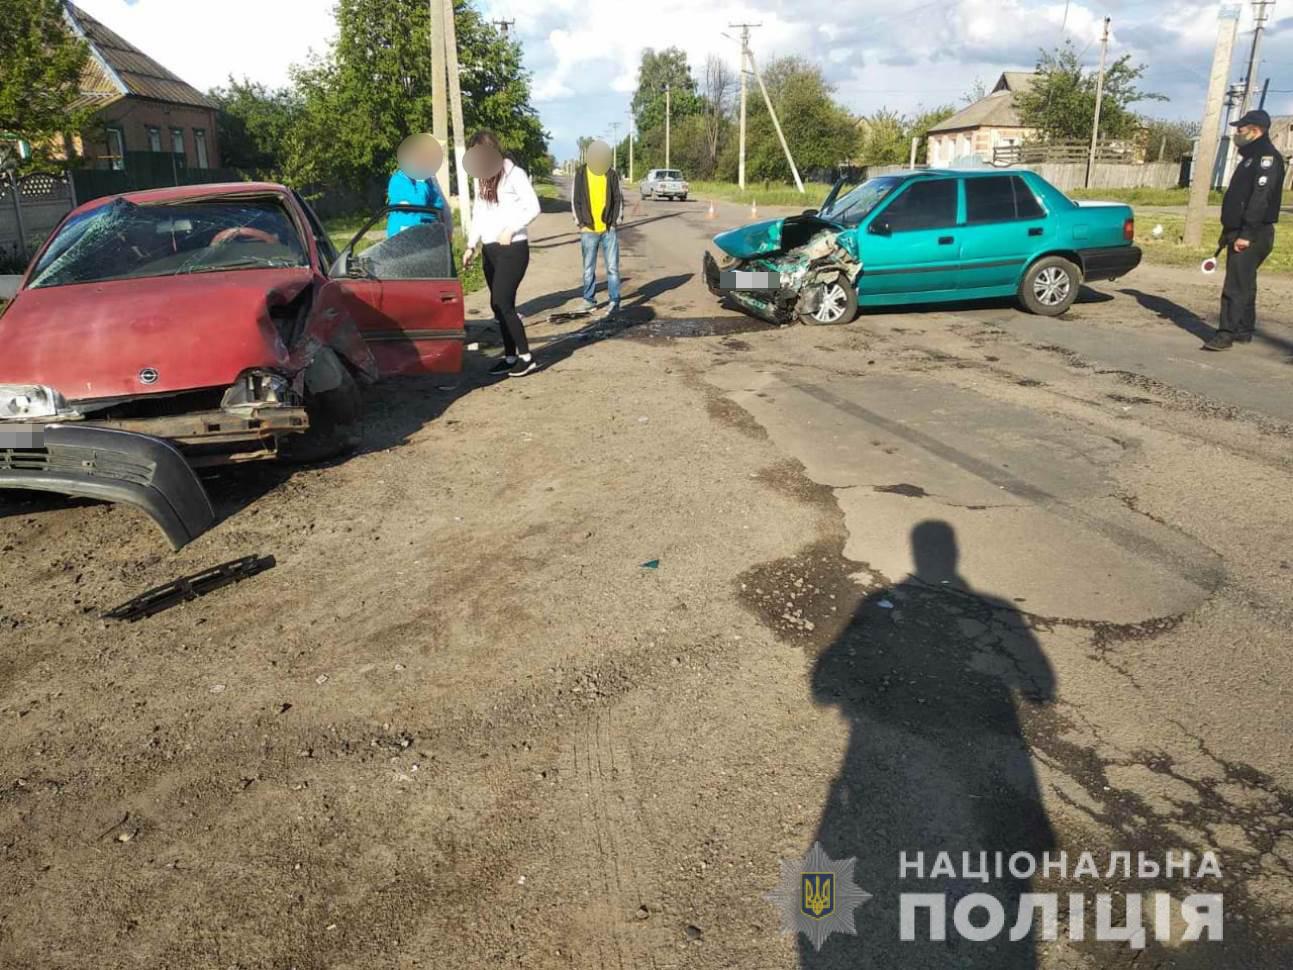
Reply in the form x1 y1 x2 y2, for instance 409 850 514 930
818 176 902 227
28 197 307 289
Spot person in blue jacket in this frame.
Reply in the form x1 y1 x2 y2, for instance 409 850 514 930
386 133 450 238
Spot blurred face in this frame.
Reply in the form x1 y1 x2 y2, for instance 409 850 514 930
465 144 504 179
586 141 612 176
397 133 444 180
1234 124 1263 146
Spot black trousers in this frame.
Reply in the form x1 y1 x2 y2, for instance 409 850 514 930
482 240 531 356
1219 225 1275 337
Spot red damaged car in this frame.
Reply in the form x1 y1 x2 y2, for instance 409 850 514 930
0 182 465 548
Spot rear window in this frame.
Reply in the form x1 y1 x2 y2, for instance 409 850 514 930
27 196 307 289
658 170 682 180
965 176 1045 223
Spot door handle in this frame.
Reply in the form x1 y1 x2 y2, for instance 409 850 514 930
439 293 458 303
938 236 955 245
1028 227 1044 236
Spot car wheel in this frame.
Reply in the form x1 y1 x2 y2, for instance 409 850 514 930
681 195 688 202
1019 256 1080 316
800 276 859 325
278 353 363 463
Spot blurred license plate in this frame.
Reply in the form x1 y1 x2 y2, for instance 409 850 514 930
0 425 43 448
720 270 779 291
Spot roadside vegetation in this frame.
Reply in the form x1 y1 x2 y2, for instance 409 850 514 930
683 180 834 208
1067 187 1223 206
1134 214 1293 273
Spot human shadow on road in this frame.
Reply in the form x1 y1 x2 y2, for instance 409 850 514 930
802 520 1056 970
1122 287 1293 357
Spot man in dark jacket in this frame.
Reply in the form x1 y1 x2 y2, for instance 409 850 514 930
1204 109 1286 351
571 140 624 316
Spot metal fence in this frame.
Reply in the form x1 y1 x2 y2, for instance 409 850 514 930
71 151 242 204
0 172 75 272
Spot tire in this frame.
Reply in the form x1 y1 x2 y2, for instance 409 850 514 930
680 195 688 202
799 275 859 326
642 188 652 199
1018 255 1081 316
278 353 363 464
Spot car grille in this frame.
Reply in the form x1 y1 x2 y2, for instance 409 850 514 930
0 446 158 487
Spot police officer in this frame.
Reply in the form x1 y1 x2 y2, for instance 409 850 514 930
1204 109 1286 351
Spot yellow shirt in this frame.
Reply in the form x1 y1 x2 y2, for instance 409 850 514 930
587 171 607 232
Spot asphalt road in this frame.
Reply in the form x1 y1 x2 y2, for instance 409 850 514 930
1 188 1290 969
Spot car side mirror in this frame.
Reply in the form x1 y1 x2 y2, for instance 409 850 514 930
870 220 892 237
329 252 349 277
802 208 819 217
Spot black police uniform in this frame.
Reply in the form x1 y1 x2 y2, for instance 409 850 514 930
1217 129 1285 342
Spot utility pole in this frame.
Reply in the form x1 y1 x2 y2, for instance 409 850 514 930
442 0 469 237
665 84 671 168
748 47 804 192
1239 0 1275 114
1085 16 1111 189
491 19 515 36
430 0 449 193
1186 4 1242 247
609 121 621 171
728 23 761 190
628 111 635 182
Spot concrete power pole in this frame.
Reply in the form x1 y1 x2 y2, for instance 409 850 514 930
1185 5 1242 247
665 84 671 168
442 0 469 237
729 23 760 190
628 111 635 182
430 0 449 193
1085 17 1111 189
748 48 805 193
609 121 621 171
1239 0 1275 114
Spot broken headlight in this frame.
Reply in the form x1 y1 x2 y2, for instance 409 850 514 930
220 370 300 411
0 384 72 420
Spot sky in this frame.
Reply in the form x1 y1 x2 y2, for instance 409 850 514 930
77 0 1293 161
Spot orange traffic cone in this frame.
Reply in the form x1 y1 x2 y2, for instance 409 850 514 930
705 200 716 220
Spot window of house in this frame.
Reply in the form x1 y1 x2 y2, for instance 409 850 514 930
105 127 125 171
965 175 1045 223
878 179 958 232
194 129 209 168
147 127 162 152
171 128 185 159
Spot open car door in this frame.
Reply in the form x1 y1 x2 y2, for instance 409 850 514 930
318 207 465 376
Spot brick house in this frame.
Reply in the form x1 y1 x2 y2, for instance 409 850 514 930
62 2 220 174
926 72 1038 168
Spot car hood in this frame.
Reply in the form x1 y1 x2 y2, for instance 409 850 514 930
0 269 313 402
711 214 841 260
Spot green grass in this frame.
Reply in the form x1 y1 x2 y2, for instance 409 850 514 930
324 214 485 295
685 180 835 209
1066 186 1224 207
1134 213 1293 273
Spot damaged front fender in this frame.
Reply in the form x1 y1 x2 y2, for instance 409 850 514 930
706 227 862 326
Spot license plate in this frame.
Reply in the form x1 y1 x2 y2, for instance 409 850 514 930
0 425 43 448
720 270 780 291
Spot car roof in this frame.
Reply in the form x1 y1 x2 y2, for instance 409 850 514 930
68 181 294 218
891 169 1028 180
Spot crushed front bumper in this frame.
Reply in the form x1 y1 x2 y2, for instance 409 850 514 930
0 424 215 549
703 250 821 325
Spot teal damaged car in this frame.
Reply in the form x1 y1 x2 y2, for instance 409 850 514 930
702 170 1142 325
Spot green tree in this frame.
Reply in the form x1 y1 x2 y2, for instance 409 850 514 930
0 0 90 171
1141 117 1199 162
290 0 547 192
210 79 302 181
742 57 858 180
1015 42 1163 142
630 48 703 135
857 108 907 165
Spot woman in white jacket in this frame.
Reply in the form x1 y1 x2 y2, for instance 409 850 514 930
462 131 542 377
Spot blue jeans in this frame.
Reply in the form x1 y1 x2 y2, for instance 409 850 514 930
580 228 620 308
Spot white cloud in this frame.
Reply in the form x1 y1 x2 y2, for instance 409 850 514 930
75 0 336 91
